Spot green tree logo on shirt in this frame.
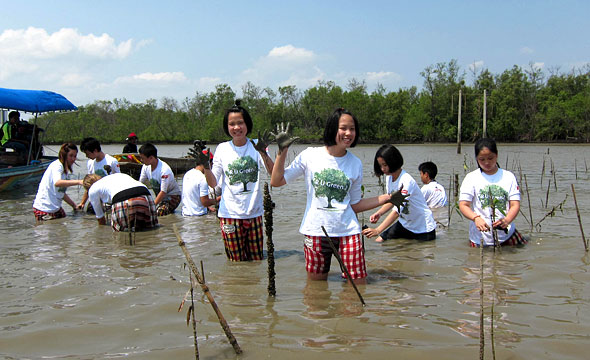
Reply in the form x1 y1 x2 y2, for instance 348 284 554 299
226 155 258 192
312 168 350 208
150 178 161 194
477 184 508 215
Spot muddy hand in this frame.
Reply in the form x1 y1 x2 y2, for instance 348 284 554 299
271 122 299 154
251 129 272 152
387 184 409 209
190 140 211 169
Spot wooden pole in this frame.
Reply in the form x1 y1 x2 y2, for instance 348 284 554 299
479 230 485 360
483 89 487 138
263 182 276 297
174 225 243 355
320 226 366 306
524 175 534 232
457 89 462 154
571 184 588 252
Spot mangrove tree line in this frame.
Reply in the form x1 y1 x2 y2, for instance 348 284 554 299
39 60 590 144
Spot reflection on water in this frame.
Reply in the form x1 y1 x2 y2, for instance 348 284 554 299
1 143 590 359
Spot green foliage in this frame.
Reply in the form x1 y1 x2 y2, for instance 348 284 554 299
38 62 590 145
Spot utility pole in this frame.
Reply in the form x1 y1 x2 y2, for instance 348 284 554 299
457 89 462 154
483 89 487 138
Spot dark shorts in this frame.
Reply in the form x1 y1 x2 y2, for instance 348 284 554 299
470 229 528 247
381 222 436 241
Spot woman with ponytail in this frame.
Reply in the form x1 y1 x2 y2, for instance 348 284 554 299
33 143 83 221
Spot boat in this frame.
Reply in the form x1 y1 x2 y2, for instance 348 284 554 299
0 87 77 192
114 153 198 180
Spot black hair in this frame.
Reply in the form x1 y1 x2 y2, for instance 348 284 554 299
474 138 498 157
373 144 403 176
223 99 253 137
323 108 360 147
8 111 20 121
418 161 438 180
139 143 158 158
80 137 101 153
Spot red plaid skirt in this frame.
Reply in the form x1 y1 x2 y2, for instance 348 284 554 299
33 207 66 221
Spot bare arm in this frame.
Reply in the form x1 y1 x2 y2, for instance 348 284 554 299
270 150 287 187
154 191 167 205
459 200 490 232
350 193 393 213
200 195 216 207
63 194 77 210
55 179 83 187
362 210 399 238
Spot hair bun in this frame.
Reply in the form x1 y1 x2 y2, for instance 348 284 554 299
234 99 242 107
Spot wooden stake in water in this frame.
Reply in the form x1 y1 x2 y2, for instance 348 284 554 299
320 226 366 306
541 156 546 187
488 189 501 250
575 159 578 180
263 182 276 297
189 273 199 360
545 178 551 209
174 225 243 355
551 158 557 192
571 184 588 252
524 175 534 232
448 174 453 226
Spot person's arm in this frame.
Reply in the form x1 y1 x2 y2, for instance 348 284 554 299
154 190 167 205
362 210 400 238
492 200 520 230
270 150 288 187
369 203 394 223
200 195 216 207
459 200 490 232
77 191 88 209
260 151 274 175
350 193 394 213
55 179 83 187
63 194 78 210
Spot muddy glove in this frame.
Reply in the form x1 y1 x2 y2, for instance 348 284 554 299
271 122 299 154
387 184 409 210
190 140 211 169
250 129 272 153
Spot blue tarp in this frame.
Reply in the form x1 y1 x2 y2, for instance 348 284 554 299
0 87 77 113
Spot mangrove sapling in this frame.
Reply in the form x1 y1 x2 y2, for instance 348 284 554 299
570 184 588 252
488 189 501 251
534 195 568 231
263 182 276 297
320 226 366 306
174 225 242 355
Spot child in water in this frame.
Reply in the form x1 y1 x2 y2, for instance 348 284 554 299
458 138 526 247
362 145 436 242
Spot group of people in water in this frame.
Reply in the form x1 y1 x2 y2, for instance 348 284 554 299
30 100 526 283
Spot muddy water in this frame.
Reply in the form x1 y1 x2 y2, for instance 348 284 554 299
1 143 589 359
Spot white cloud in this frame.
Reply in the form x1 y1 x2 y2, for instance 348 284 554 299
120 72 187 83
520 46 534 54
268 45 314 61
366 71 401 82
532 62 545 70
468 60 485 72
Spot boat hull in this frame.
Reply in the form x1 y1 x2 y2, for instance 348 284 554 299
0 156 57 192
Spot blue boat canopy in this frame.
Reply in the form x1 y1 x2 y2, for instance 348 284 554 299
0 87 77 114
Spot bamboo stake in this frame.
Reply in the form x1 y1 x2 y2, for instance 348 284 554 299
551 158 557 192
571 184 588 252
524 175 533 232
545 178 551 209
174 225 243 355
479 231 485 360
448 174 452 226
320 226 366 306
263 182 276 297
541 156 546 187
491 301 496 360
189 273 200 360
575 159 578 180
488 189 501 250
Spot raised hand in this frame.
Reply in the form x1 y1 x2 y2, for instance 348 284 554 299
387 184 409 210
189 140 212 169
250 129 272 153
271 122 299 154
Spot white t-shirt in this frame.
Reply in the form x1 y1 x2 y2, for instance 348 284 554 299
421 180 448 208
139 158 181 200
87 154 120 176
88 173 149 219
386 170 436 234
32 160 71 212
283 147 363 237
181 168 210 216
459 168 521 246
211 139 268 219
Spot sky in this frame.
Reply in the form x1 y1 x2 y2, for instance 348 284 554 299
1 0 589 108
